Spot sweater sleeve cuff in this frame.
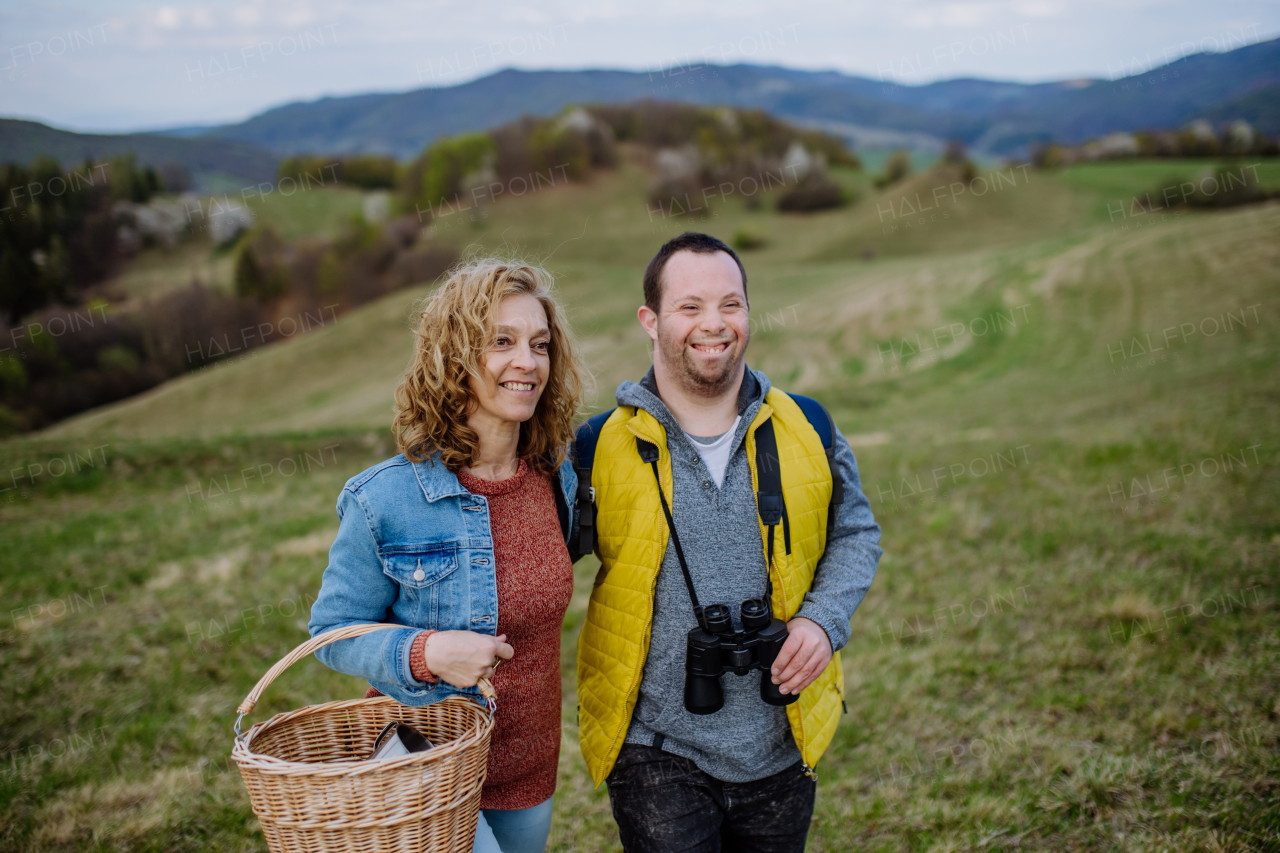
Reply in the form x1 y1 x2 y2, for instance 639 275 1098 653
409 630 439 683
794 604 848 653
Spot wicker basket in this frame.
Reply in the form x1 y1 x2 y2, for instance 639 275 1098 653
231 623 496 853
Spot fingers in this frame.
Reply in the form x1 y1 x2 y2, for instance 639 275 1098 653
773 628 832 695
487 634 514 660
778 647 827 695
775 639 818 693
772 629 815 683
771 634 801 682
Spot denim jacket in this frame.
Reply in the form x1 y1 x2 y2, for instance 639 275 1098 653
307 451 577 706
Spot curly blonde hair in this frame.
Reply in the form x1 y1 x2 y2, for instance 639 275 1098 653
393 259 586 475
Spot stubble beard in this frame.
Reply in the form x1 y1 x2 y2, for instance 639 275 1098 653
657 326 748 398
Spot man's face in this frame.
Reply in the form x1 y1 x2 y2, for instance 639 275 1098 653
639 250 749 397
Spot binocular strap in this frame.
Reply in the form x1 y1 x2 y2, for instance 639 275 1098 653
636 436 779 632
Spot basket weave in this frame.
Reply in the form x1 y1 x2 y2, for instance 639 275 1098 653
231 622 495 853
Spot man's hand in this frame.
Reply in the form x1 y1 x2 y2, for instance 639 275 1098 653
770 617 832 696
423 630 514 688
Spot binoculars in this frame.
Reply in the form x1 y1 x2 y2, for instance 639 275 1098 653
683 598 798 715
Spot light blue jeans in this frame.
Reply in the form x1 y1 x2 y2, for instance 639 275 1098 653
472 796 554 853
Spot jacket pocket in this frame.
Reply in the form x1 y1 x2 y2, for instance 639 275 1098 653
381 543 459 588
380 543 460 626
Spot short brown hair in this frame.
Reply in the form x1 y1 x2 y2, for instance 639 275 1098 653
393 259 586 475
642 232 748 312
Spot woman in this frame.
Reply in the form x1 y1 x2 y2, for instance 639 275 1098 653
308 259 586 853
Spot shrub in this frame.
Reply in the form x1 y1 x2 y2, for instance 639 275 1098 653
278 155 399 190
405 133 496 214
944 140 979 183
0 404 19 437
1186 163 1272 209
1031 144 1070 169
337 155 399 189
874 150 911 189
777 175 845 212
732 230 767 251
233 229 288 301
1139 163 1274 214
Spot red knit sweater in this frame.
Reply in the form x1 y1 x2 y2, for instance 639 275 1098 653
364 459 573 810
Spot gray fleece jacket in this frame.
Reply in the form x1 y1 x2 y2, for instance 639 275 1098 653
617 367 883 782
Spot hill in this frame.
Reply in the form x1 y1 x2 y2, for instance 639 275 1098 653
44 158 1280 439
8 156 1278 851
980 37 1280 146
0 118 278 189
177 37 1280 158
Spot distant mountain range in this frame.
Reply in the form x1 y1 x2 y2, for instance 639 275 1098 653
3 36 1276 187
0 119 279 187
191 36 1279 159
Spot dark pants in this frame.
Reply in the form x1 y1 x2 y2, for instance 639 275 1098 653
606 744 816 853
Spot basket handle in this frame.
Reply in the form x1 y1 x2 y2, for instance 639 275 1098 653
234 623 496 737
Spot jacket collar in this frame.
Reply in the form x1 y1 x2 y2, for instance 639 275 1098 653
409 449 575 504
410 452 470 503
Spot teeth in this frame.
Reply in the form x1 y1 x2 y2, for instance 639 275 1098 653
502 382 534 391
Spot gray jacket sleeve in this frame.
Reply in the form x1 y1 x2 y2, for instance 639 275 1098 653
794 431 883 652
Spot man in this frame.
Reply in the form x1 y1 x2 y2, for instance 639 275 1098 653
573 232 883 852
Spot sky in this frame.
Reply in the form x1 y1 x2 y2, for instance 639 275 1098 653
0 0 1276 133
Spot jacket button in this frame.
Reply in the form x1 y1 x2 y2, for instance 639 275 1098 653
702 481 712 489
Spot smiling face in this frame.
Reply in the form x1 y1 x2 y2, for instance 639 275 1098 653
466 293 551 432
639 249 750 397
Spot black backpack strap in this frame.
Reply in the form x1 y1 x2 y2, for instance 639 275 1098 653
787 393 844 533
754 418 790 565
572 408 616 557
552 470 570 544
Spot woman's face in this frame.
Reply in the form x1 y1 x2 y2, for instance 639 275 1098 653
467 293 552 430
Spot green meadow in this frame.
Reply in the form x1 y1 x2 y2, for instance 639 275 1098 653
2 155 1278 851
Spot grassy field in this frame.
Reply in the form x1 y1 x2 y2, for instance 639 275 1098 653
3 155 1278 852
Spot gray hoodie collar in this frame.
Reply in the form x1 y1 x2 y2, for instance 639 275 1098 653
616 366 772 465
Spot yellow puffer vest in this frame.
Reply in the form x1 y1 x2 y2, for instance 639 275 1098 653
576 389 843 786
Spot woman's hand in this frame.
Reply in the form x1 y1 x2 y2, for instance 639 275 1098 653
423 630 514 688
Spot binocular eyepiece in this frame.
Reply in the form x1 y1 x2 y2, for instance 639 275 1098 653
683 597 797 715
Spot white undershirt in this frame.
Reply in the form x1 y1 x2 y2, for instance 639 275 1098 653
685 415 741 489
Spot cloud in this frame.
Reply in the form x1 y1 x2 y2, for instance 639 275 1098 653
1010 1 1065 17
900 3 1007 29
501 6 554 25
897 0 1063 28
155 6 181 30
